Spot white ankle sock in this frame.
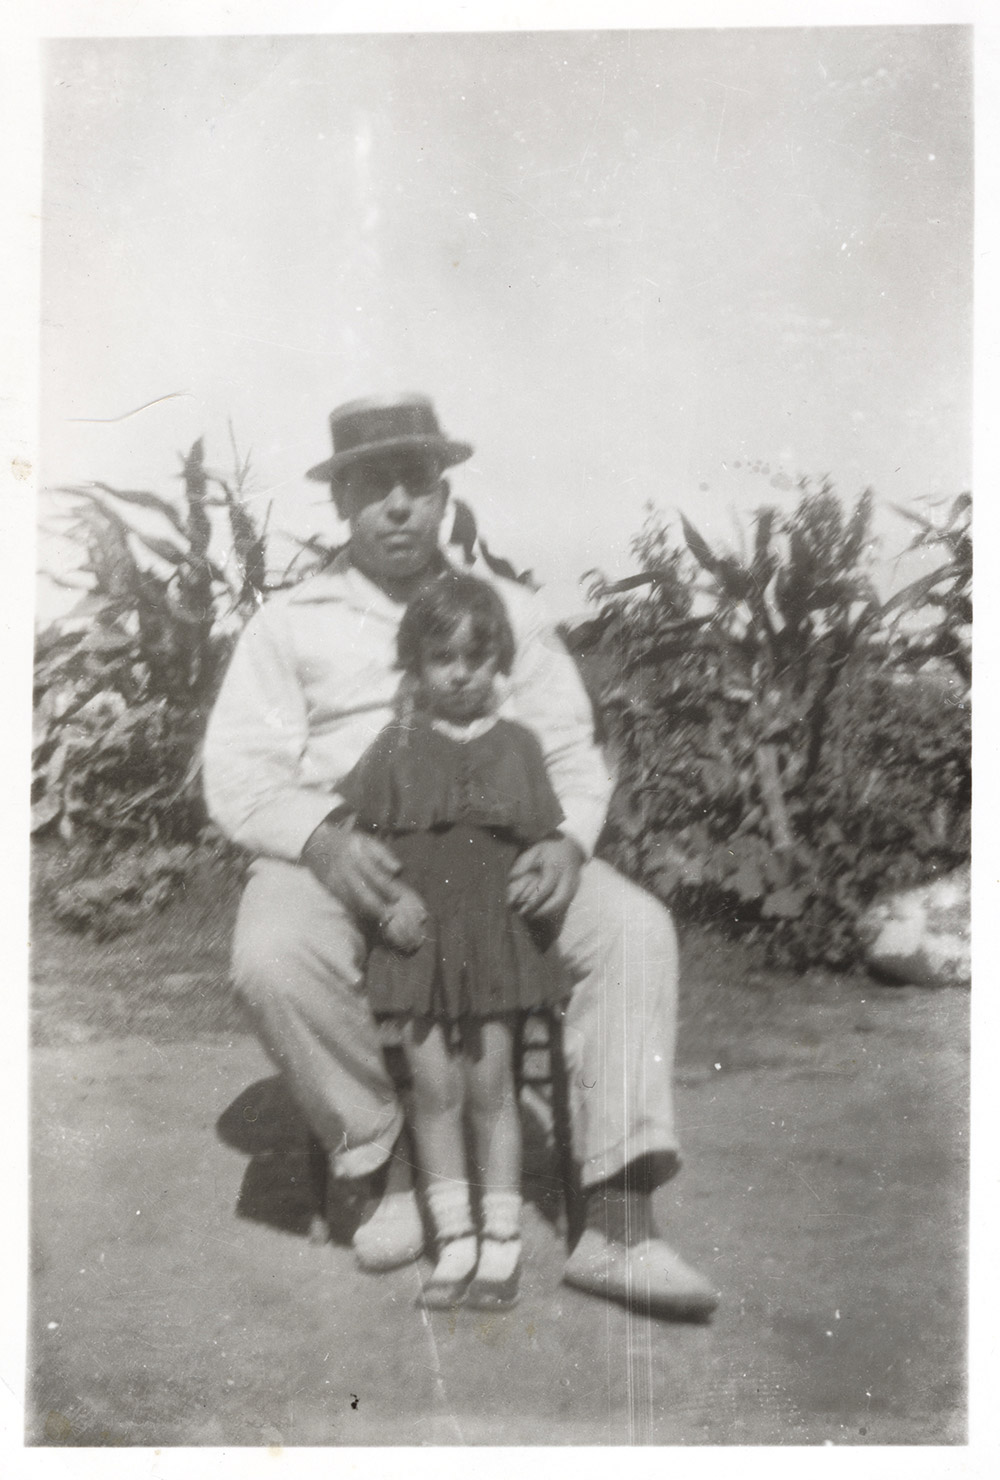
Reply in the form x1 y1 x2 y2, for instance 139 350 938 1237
475 1190 521 1282
481 1190 521 1241
425 1180 477 1280
426 1181 474 1242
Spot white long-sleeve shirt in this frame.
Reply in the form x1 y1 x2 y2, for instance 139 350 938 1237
203 554 614 862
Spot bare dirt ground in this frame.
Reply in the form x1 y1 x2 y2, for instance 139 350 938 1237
27 868 968 1446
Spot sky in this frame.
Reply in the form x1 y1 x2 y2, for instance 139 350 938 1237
35 23 972 619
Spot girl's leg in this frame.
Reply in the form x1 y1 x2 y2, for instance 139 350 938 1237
400 1021 478 1302
464 1018 521 1192
464 1018 523 1302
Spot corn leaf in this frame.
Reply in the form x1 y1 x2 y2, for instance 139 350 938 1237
84 483 188 536
131 532 189 566
679 513 721 575
881 566 951 618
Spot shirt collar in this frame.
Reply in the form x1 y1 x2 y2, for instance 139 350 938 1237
286 545 463 620
285 550 399 621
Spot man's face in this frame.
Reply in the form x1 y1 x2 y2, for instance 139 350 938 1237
335 451 448 585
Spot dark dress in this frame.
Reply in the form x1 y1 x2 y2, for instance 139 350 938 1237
340 715 569 1023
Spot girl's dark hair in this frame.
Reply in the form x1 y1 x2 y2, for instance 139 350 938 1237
397 572 517 676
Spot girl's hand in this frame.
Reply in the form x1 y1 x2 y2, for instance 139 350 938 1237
508 836 584 920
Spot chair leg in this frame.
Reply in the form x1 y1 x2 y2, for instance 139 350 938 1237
544 1010 585 1250
307 1132 331 1244
512 1010 527 1091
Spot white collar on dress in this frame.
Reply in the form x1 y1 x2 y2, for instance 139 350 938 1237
429 714 500 744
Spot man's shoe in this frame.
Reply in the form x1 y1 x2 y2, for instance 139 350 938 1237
562 1228 719 1322
352 1189 425 1272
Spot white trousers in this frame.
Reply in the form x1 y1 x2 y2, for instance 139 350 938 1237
231 857 681 1188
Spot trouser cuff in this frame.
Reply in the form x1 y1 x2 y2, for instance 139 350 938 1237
578 1128 682 1191
330 1103 405 1180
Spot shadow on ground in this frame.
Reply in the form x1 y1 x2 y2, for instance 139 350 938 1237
216 1074 568 1245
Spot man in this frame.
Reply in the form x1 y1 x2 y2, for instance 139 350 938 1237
203 393 717 1320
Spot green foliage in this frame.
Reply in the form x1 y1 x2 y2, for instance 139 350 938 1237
579 483 970 967
883 492 971 683
47 843 198 939
32 438 276 928
35 441 243 846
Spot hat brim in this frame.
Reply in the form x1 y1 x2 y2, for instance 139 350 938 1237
306 434 473 483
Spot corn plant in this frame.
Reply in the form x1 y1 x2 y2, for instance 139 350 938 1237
32 439 278 931
577 483 969 965
883 492 971 684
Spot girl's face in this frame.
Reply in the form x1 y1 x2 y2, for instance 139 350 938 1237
418 615 500 723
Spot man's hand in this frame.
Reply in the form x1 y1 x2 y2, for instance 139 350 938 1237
301 816 402 921
381 882 429 954
508 835 584 921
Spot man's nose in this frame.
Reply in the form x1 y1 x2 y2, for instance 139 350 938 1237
384 483 413 520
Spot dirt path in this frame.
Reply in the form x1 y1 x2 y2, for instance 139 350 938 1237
27 978 967 1446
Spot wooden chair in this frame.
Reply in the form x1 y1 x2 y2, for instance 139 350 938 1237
512 1007 584 1248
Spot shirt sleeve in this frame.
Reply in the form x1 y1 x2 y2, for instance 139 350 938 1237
504 721 567 845
503 587 615 859
202 604 347 860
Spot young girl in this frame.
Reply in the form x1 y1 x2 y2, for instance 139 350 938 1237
339 571 569 1311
